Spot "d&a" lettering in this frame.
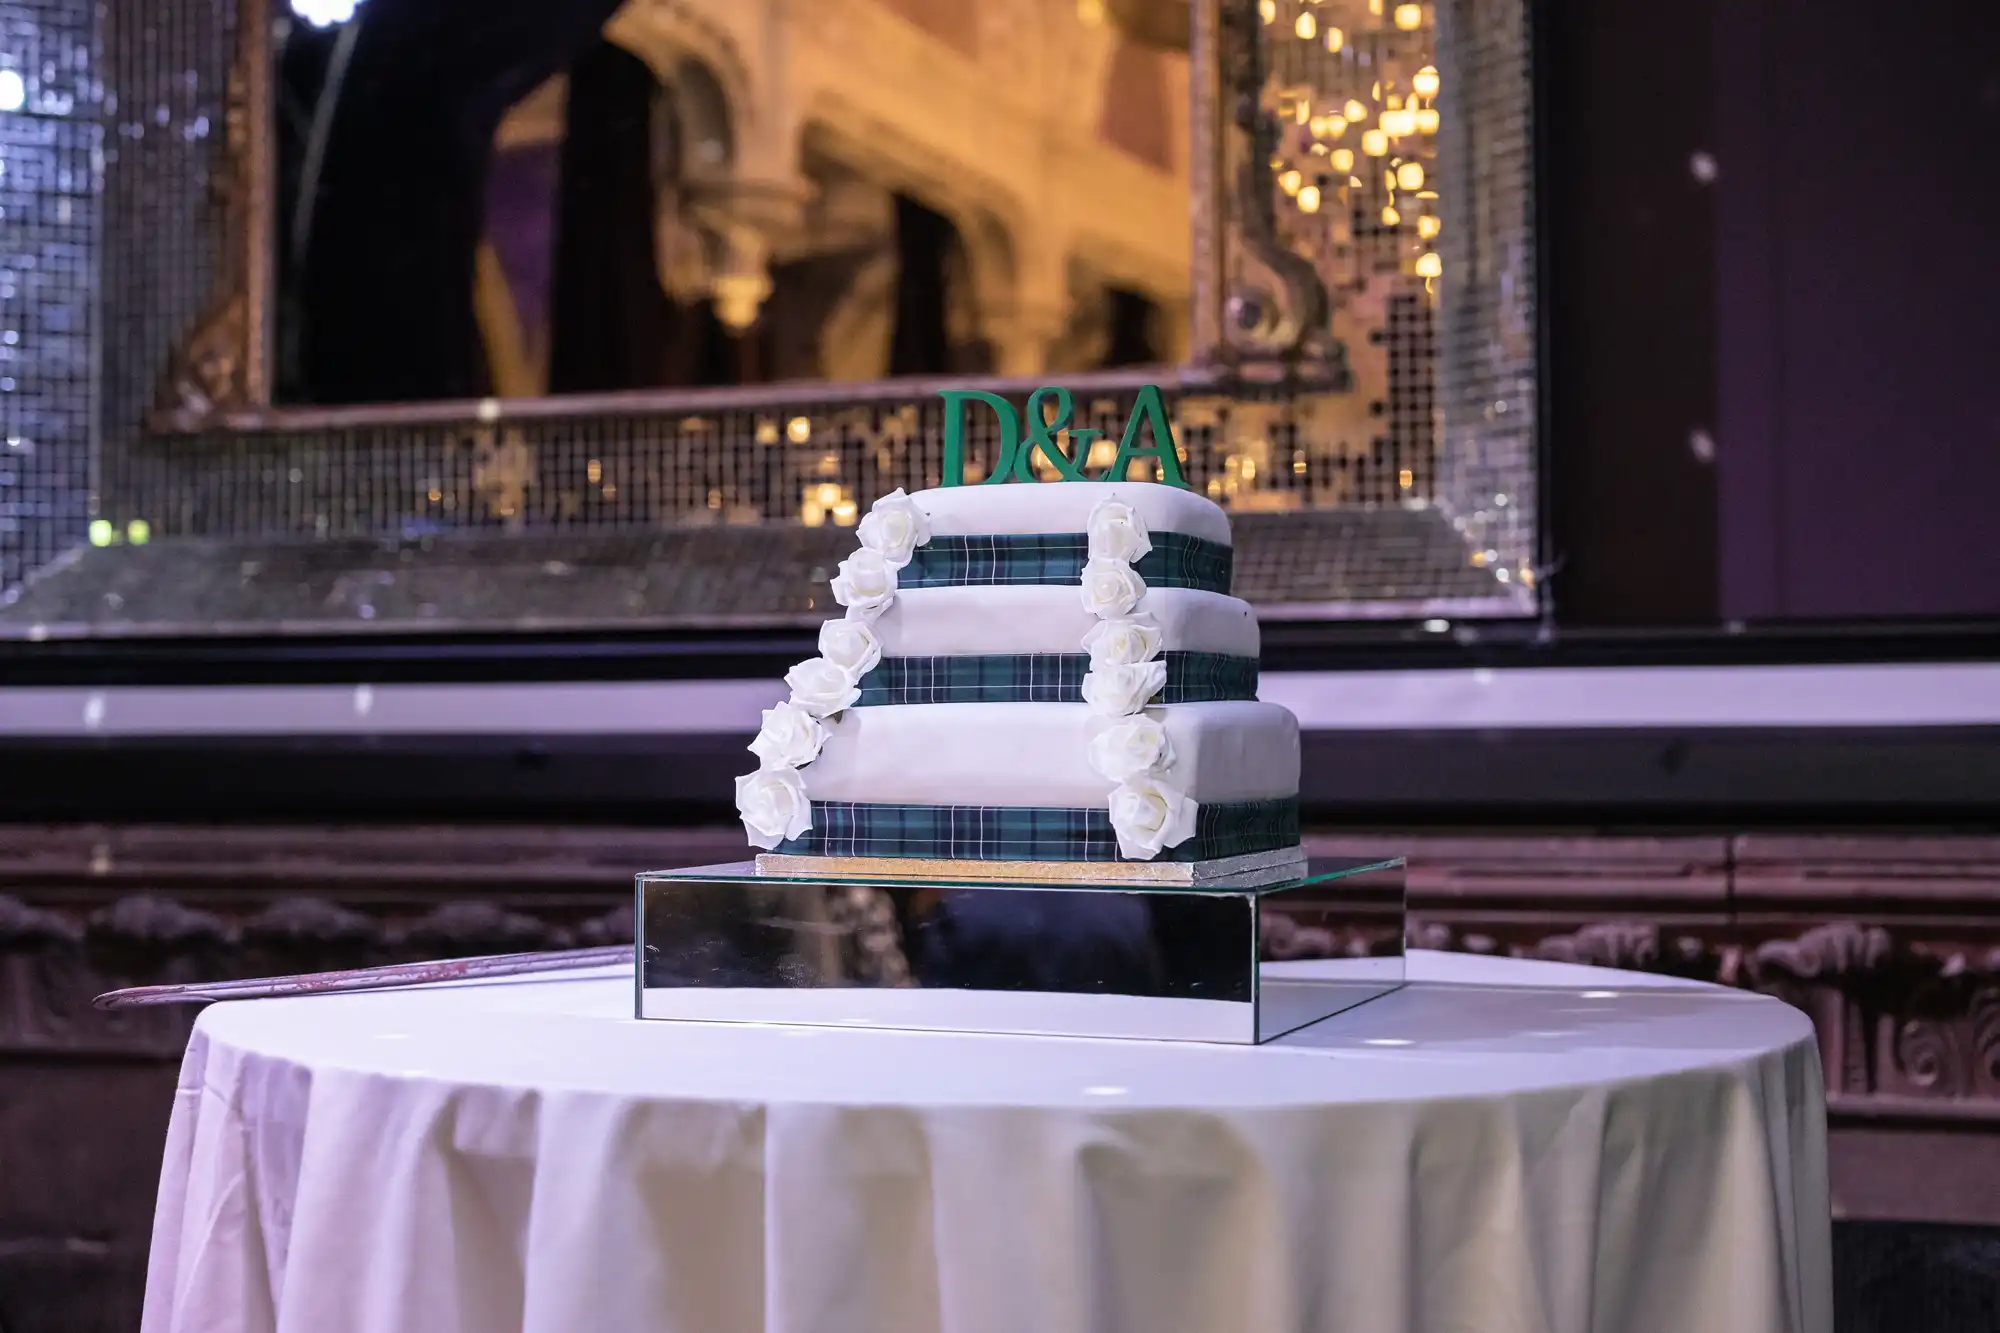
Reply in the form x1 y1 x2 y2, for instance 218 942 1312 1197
936 384 1190 489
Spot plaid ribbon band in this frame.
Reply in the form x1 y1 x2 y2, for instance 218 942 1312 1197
852 651 1259 706
774 797 1299 863
900 532 1234 594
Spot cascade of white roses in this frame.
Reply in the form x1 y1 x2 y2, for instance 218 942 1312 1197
735 489 932 850
1078 497 1198 860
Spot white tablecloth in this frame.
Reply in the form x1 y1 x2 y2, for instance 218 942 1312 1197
142 952 1831 1333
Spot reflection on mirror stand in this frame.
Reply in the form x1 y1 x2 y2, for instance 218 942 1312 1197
638 858 1407 1045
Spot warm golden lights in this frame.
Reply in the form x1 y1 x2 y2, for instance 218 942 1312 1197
1259 0 1450 509
801 481 857 528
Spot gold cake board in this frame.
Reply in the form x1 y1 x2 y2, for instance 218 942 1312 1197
754 845 1310 889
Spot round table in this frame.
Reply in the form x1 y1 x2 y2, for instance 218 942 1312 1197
141 952 1831 1333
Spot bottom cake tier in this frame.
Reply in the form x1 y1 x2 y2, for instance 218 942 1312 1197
767 793 1302 868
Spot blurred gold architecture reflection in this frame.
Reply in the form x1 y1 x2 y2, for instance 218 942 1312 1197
453 0 1198 399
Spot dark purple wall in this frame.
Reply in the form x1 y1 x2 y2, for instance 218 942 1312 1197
1543 0 1722 627
1717 0 2000 621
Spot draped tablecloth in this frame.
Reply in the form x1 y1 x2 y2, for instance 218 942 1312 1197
141 951 1831 1333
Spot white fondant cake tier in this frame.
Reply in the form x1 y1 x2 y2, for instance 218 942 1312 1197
914 481 1233 545
802 701 1299 808
870 585 1259 659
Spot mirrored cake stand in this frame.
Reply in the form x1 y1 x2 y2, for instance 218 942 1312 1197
636 856 1406 1044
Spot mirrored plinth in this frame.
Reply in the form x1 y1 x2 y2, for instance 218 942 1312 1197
636 858 1405 1044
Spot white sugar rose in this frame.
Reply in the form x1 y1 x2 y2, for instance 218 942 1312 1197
1080 660 1168 716
1082 614 1164 668
1079 558 1147 619
785 657 861 718
1108 777 1198 860
830 548 898 620
818 616 883 678
1087 498 1153 563
748 699 828 770
854 488 931 568
1088 714 1177 783
735 766 814 850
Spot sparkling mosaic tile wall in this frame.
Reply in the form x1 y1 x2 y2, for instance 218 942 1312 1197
96 0 234 517
1255 0 1537 602
1434 0 1537 596
0 0 99 591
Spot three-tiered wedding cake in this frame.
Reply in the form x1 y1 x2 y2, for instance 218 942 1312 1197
735 481 1302 880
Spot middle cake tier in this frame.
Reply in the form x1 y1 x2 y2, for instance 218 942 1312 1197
871 584 1260 657
800 700 1300 808
853 584 1262 707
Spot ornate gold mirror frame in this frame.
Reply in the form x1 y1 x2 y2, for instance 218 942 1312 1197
154 0 276 428
1189 0 1347 387
150 0 1348 435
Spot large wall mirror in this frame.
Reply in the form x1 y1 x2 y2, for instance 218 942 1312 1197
0 0 1539 637
267 0 1195 407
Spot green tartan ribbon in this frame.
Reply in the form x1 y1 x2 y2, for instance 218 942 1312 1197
900 532 1233 594
852 651 1258 706
774 797 1299 863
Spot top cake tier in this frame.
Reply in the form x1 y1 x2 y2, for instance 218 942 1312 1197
897 482 1235 596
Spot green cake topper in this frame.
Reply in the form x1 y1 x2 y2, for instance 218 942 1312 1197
938 384 1190 489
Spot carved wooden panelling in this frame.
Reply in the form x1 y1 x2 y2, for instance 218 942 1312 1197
2 826 1994 1114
